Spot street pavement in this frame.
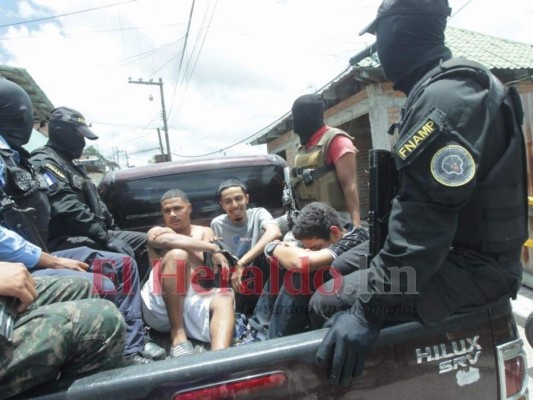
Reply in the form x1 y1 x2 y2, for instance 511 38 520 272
511 285 533 391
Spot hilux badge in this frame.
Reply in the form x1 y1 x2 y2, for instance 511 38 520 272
415 335 482 375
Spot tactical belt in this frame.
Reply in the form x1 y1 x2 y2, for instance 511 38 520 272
291 164 335 181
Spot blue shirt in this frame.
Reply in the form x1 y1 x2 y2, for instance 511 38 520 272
0 224 41 268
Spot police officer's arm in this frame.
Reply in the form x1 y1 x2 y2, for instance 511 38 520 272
37 252 89 272
367 77 485 306
32 159 109 243
334 152 361 227
0 225 88 273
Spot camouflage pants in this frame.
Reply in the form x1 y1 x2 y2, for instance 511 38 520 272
0 276 125 400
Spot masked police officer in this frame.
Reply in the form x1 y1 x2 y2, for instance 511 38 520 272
0 78 165 365
290 94 361 228
314 0 528 386
30 106 150 279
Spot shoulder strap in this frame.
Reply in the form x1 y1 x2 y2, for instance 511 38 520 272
405 57 506 129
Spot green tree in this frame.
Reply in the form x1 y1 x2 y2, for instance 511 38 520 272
84 145 103 159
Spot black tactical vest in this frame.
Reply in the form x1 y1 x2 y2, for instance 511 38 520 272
35 146 103 218
0 147 51 242
404 58 528 256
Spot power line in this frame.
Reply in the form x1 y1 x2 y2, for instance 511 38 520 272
450 0 473 18
172 117 288 159
0 0 137 29
168 0 217 122
176 0 196 86
172 64 353 159
129 147 160 155
0 23 187 41
99 40 177 69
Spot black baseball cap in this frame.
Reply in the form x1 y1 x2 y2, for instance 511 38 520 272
359 0 452 35
217 179 247 199
49 106 99 140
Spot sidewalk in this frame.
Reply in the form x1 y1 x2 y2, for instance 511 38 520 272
511 285 533 327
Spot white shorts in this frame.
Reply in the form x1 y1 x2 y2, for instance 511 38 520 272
141 267 221 343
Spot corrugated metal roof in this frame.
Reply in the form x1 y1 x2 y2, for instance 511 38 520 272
446 27 533 70
0 65 55 123
352 27 533 70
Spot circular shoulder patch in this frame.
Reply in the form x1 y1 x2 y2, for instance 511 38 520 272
430 145 476 187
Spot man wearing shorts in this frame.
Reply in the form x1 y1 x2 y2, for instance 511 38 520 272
141 189 235 357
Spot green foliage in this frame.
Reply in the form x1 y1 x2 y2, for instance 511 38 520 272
84 145 103 159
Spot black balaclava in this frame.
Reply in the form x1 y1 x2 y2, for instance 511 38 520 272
292 94 326 145
48 122 86 160
0 78 34 148
376 14 452 94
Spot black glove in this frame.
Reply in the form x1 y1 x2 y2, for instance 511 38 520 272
315 308 380 387
104 232 135 258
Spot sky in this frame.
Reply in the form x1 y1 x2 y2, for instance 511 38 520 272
0 0 531 168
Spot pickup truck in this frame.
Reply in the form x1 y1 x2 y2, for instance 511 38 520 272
15 298 529 399
14 155 529 400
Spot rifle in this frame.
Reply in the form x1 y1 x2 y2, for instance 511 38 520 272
367 149 399 260
0 296 17 348
283 166 299 230
0 295 17 369
0 189 48 252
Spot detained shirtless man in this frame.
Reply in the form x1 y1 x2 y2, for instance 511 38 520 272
140 189 235 357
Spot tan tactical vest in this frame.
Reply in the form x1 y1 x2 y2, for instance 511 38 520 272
291 127 354 211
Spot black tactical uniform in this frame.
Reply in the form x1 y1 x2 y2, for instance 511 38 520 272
30 107 150 279
314 0 528 386
0 144 51 246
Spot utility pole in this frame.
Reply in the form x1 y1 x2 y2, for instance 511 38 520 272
112 146 120 167
156 128 164 156
123 150 130 168
128 77 172 161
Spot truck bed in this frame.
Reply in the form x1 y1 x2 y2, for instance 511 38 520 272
15 298 521 400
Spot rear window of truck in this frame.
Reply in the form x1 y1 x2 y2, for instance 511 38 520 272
99 160 286 232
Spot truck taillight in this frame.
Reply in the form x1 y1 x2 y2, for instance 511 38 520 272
171 372 287 400
496 338 528 400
